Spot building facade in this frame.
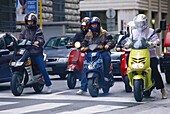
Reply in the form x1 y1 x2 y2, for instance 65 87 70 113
80 0 170 54
80 0 169 31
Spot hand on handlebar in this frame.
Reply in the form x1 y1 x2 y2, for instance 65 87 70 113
34 41 39 45
153 41 157 46
105 45 109 50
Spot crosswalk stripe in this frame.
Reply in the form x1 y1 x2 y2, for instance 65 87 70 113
59 105 127 114
0 102 18 106
0 103 71 114
0 93 142 103
0 93 141 103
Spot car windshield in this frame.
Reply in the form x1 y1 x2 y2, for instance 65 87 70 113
44 36 73 49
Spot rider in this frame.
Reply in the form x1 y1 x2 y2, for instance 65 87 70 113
76 16 116 94
13 12 52 93
116 21 136 52
126 14 167 99
72 17 90 44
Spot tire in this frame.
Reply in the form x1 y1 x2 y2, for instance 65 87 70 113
143 90 151 97
88 78 99 97
33 81 44 93
102 87 110 93
10 72 24 96
165 70 170 84
133 79 143 102
124 75 132 92
59 74 66 79
67 73 76 89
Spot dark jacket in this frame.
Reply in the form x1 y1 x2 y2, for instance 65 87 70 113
19 26 45 55
82 27 116 49
73 30 87 44
116 35 126 49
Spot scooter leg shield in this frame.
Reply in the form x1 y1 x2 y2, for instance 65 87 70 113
87 72 98 79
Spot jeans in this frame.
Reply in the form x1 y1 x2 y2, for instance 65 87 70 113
80 51 111 91
32 54 52 86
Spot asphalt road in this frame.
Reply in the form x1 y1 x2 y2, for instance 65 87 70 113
0 73 170 114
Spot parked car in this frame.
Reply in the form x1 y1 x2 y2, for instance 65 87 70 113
44 35 74 79
0 33 17 83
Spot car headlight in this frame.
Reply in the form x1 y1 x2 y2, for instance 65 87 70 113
164 47 170 53
58 58 68 62
131 62 145 69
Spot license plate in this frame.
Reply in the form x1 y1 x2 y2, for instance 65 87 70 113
46 67 53 71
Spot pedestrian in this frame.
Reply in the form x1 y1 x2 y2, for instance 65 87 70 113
76 16 116 95
12 12 52 93
126 14 167 99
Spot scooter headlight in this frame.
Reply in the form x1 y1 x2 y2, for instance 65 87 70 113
131 62 145 69
131 62 138 69
87 64 93 69
87 63 98 69
138 62 145 69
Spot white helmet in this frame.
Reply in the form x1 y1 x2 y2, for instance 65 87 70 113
127 21 136 37
134 14 148 31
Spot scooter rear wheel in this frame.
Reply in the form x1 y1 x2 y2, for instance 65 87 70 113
88 78 99 97
133 79 143 102
165 70 170 84
67 73 76 89
124 75 132 92
102 87 110 93
33 80 44 93
10 72 24 96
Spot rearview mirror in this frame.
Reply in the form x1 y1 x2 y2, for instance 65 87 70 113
154 28 161 34
120 30 126 35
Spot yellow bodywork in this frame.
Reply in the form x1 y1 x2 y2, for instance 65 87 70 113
127 48 155 91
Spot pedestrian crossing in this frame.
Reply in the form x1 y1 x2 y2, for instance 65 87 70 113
0 92 144 114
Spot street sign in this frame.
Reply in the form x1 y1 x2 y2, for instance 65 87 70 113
106 9 116 19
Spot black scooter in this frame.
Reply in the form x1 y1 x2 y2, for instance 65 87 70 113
10 32 45 96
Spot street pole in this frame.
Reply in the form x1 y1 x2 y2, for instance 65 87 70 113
39 0 43 30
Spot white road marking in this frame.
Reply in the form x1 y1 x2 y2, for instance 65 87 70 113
0 103 71 114
0 93 142 103
59 105 127 114
0 102 18 106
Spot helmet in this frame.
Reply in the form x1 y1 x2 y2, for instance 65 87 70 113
127 21 136 37
81 17 90 26
81 17 90 32
134 14 148 31
25 12 37 28
89 17 101 32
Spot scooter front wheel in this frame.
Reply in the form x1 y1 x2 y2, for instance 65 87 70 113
10 72 24 96
133 79 143 102
67 73 76 89
88 78 99 97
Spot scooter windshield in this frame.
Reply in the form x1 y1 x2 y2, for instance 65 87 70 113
131 37 148 49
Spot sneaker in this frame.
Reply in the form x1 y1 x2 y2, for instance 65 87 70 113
46 86 52 93
161 88 167 99
76 89 86 95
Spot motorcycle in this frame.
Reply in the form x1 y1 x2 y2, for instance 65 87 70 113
10 32 45 96
118 31 132 92
127 28 161 102
82 43 114 97
66 42 86 89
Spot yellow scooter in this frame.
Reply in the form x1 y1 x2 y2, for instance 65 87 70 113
127 28 161 102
